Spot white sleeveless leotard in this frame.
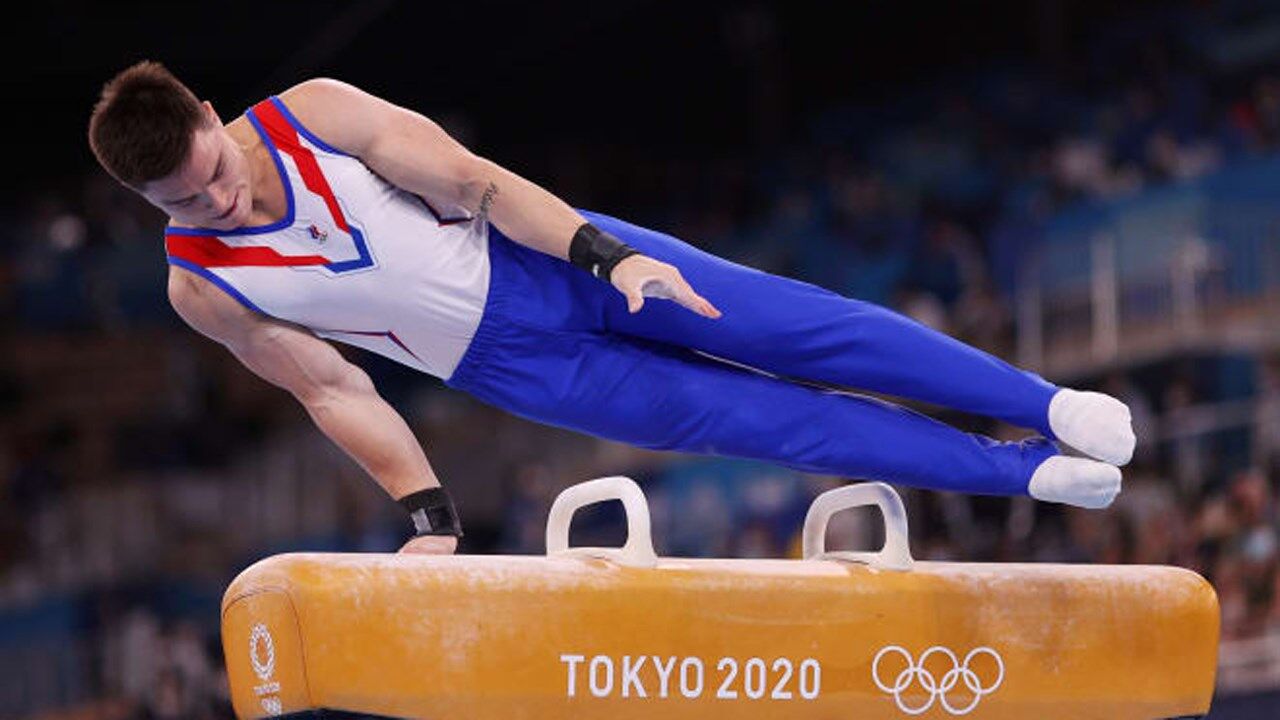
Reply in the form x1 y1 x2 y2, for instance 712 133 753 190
165 96 489 379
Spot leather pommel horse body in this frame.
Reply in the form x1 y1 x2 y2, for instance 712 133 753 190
222 479 1219 719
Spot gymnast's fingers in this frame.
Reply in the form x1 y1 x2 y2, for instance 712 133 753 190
398 535 458 555
671 274 722 319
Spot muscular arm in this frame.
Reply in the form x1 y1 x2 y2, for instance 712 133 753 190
277 78 583 259
167 266 443 503
274 79 720 317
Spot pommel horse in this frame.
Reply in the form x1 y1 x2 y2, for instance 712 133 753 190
222 478 1219 719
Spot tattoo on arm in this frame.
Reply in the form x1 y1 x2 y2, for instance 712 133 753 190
477 182 498 219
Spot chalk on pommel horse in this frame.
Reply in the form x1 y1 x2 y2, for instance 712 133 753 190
221 477 1219 719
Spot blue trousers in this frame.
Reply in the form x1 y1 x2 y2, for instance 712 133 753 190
446 211 1060 496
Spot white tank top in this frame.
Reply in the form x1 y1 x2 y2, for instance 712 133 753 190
165 96 489 380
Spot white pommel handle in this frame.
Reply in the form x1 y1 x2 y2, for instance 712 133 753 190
546 476 658 568
802 482 914 571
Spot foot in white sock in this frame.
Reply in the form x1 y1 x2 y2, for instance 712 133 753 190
1028 455 1122 509
1047 388 1136 466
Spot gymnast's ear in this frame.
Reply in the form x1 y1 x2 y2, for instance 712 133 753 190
200 100 222 127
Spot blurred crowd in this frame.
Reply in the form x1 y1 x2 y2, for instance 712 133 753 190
4 2 1280 717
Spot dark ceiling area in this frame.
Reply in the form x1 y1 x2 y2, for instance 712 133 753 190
6 0 1159 198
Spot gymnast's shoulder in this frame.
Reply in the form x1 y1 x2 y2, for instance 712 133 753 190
270 77 401 159
165 261 260 344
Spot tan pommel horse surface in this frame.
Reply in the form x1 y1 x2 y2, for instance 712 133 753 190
222 478 1219 719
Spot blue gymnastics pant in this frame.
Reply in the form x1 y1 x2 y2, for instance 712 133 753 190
446 210 1061 496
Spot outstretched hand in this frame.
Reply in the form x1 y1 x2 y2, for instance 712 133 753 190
398 535 458 555
610 255 722 318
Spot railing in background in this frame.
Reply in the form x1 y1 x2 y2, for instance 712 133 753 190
1017 155 1280 379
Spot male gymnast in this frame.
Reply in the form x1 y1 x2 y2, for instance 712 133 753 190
88 62 1135 554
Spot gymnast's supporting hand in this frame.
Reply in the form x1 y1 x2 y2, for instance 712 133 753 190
396 486 463 555
399 535 458 555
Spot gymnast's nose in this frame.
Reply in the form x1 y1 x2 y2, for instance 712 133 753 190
206 185 235 219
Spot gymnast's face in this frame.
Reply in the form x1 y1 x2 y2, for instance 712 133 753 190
140 102 253 230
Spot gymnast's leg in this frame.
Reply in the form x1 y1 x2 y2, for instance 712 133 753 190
581 210 1135 466
448 329 1120 506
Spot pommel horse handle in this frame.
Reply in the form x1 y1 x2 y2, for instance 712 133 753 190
545 476 659 568
803 482 914 571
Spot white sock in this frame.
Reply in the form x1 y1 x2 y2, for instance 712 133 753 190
1028 456 1122 509
1047 388 1136 466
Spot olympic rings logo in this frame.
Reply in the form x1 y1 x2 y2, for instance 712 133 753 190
871 645 1004 716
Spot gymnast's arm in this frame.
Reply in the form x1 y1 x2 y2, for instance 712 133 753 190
166 266 456 554
271 78 719 318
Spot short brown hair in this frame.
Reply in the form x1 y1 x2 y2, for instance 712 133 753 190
88 61 211 187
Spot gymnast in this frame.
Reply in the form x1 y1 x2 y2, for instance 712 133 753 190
87 62 1135 554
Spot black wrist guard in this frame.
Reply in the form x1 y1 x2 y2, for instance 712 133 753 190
569 223 639 281
397 487 463 538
